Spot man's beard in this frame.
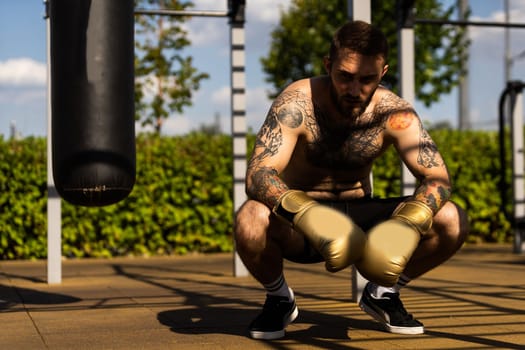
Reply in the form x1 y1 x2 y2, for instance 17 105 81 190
331 86 375 120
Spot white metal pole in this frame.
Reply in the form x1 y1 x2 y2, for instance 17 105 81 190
347 0 370 22
348 0 370 303
398 5 417 196
231 17 249 277
458 0 470 130
45 0 62 284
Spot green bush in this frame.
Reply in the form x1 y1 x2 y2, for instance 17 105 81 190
60 133 234 258
432 130 511 243
0 129 515 260
0 137 47 259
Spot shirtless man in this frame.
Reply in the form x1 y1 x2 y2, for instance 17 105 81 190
234 20 469 339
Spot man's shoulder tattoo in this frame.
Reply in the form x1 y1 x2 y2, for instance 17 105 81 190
272 89 313 129
249 89 312 165
388 112 414 130
376 91 416 125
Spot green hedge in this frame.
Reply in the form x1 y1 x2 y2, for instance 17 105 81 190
60 133 235 259
0 130 514 259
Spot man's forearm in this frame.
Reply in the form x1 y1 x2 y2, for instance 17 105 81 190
413 179 451 214
246 166 289 208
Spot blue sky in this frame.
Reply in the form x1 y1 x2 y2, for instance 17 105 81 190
0 0 524 138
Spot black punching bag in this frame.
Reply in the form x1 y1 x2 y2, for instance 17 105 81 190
50 0 136 206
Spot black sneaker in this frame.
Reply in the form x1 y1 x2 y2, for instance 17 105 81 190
249 294 299 340
359 284 424 335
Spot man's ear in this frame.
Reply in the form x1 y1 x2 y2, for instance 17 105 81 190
323 56 331 74
381 64 389 78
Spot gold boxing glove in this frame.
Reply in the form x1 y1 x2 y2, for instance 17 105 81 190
355 200 433 286
273 190 366 272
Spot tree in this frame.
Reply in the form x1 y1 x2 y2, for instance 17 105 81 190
261 0 469 107
135 0 209 134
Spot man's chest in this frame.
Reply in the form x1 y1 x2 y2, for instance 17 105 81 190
303 120 387 170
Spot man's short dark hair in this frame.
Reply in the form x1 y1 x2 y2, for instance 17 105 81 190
329 20 389 62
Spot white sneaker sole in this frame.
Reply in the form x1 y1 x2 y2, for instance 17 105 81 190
359 299 424 335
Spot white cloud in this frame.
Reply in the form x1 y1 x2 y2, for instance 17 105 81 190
468 3 525 61
135 116 193 136
246 85 272 131
201 84 273 132
191 0 226 11
191 0 290 24
161 115 193 135
0 58 46 86
247 86 271 110
185 0 291 49
247 0 291 24
184 18 228 48
211 85 230 106
182 0 226 48
166 84 272 134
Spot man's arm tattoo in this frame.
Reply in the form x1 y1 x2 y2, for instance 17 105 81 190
250 118 283 165
414 180 451 212
249 90 307 165
417 124 443 169
246 90 310 205
247 166 288 206
277 104 303 128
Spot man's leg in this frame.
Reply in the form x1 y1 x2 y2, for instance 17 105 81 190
405 201 469 278
234 200 306 340
359 200 469 334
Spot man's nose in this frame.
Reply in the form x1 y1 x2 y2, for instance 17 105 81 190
347 79 361 97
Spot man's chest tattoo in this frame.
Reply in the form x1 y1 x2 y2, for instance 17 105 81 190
305 107 385 169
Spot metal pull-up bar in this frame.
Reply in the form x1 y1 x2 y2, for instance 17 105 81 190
134 9 229 17
415 18 525 29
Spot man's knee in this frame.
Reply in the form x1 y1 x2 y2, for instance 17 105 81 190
234 200 271 252
432 201 469 247
235 200 271 230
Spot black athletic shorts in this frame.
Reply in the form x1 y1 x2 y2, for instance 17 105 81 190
285 196 410 264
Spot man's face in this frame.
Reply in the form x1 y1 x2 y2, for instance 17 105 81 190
324 50 388 118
